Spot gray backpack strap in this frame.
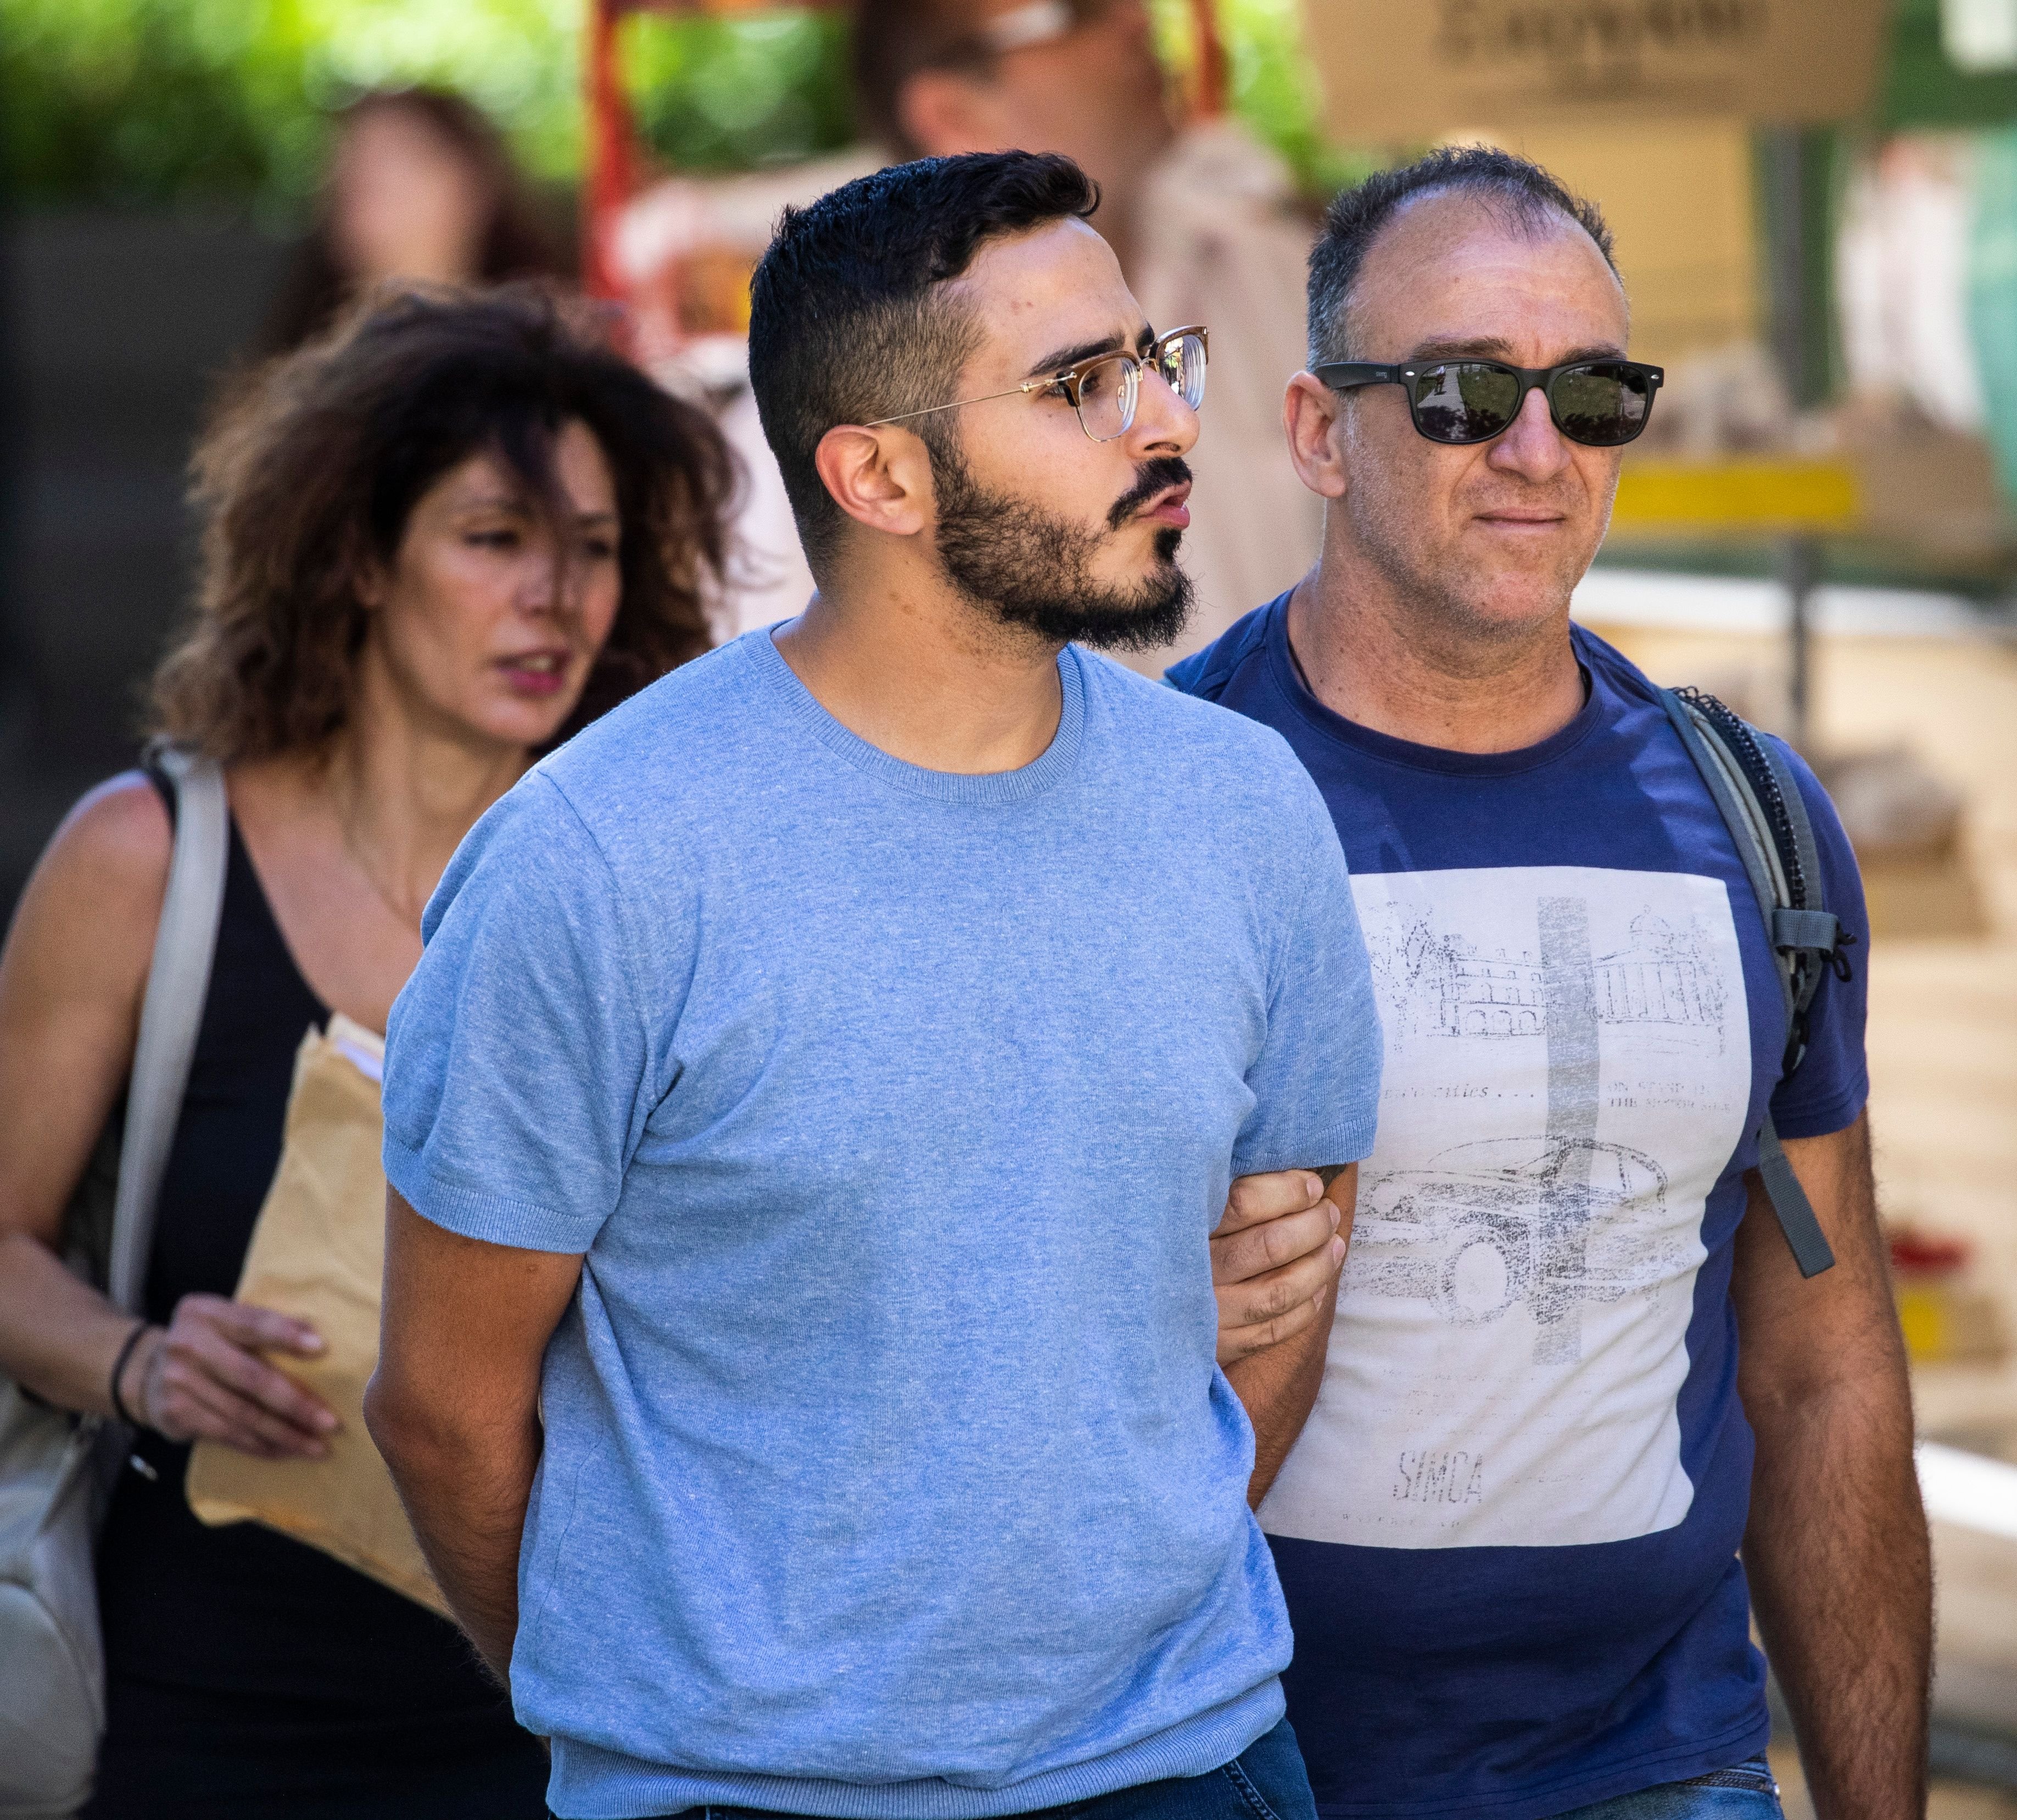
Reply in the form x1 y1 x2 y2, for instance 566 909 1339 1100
1756 1112 1837 1279
106 749 230 1316
1657 690 1837 1280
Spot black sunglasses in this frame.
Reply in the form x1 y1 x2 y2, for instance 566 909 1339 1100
1315 357 1664 447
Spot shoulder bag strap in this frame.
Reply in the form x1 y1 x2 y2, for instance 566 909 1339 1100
106 749 230 1317
1657 690 1836 1280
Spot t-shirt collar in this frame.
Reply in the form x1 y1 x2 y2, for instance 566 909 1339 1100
754 626 1087 804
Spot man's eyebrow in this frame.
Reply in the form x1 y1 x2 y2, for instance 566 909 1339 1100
1407 336 1627 364
1025 322 1155 380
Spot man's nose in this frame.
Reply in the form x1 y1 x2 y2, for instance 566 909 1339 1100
1487 384 1571 481
1130 365 1199 459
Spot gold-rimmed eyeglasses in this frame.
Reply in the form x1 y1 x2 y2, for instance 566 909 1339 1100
864 326 1209 444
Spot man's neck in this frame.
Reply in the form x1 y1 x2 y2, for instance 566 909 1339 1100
774 570 1065 775
1286 555 1586 757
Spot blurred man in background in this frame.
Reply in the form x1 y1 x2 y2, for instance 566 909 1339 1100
851 0 1323 667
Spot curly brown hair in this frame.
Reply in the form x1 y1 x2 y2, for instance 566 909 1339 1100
152 283 734 763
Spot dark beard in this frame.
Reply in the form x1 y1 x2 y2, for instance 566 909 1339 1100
929 442 1195 653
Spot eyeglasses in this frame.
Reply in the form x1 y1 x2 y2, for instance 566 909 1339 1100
1315 357 1664 447
865 326 1208 444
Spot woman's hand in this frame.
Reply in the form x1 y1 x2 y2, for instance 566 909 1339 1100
132 1295 339 1459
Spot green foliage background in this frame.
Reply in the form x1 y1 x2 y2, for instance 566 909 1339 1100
0 0 1354 223
4 0 582 223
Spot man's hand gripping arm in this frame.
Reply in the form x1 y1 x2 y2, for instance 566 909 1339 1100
1213 1164 1357 1509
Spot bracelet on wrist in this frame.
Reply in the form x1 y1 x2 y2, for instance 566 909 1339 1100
108 1319 154 1430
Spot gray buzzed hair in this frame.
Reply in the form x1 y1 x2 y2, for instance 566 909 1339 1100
1306 146 1619 367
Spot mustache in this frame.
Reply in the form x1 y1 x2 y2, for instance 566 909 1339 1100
1107 457 1193 531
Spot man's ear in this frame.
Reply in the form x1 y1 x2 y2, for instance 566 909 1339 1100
1283 372 1349 502
897 70 1009 159
814 424 936 540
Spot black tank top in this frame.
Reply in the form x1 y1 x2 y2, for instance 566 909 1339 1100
89 784 544 1815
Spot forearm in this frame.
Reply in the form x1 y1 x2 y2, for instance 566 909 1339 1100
367 1387 541 1681
1744 1363 1928 1820
1226 1272 1337 1509
1732 1116 1930 1819
0 1229 144 1415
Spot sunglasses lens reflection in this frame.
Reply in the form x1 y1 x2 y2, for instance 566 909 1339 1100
1550 362 1654 445
1410 363 1522 442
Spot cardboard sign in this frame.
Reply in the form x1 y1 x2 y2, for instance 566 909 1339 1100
1304 0 1890 139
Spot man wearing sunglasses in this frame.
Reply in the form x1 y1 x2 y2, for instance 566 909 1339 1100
1171 147 1927 1820
370 152 1384 1820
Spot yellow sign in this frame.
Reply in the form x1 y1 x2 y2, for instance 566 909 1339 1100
1610 459 1862 533
1304 0 1890 141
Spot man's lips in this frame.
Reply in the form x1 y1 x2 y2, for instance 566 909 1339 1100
1138 482 1192 529
1474 508 1568 530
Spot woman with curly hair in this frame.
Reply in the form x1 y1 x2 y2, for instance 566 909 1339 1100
0 284 731 1817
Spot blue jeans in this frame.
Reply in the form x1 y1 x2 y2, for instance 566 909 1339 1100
1553 1759 1784 1820
604 1718 1318 1820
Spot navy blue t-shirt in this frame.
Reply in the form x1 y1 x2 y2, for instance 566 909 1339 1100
1169 596 1869 1820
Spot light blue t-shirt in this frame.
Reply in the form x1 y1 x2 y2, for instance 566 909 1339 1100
383 630 1382 1820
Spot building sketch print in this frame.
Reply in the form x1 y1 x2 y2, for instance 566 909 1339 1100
1364 904 1545 1039
1365 901 1725 1050
1355 894 1706 1365
1595 910 1727 1040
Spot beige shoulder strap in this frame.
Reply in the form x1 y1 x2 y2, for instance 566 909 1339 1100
107 750 229 1315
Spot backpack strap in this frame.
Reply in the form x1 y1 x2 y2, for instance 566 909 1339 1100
1657 688 1839 1280
106 748 229 1317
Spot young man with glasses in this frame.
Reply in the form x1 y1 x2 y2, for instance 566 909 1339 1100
1171 148 1930 1820
367 152 1382 1820
850 0 1326 665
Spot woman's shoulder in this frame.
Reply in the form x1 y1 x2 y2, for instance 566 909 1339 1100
42 769 174 887
0 772 176 1149
15 771 175 961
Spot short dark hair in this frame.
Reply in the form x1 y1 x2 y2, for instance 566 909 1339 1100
1307 147 1618 366
747 151 1099 568
153 284 733 761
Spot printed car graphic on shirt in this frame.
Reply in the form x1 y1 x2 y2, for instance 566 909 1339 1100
1351 1134 1687 1331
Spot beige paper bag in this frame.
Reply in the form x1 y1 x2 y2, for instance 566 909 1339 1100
186 1015 448 1617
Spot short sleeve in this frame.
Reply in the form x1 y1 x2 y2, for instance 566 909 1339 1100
1767 741 1870 1140
382 772 656 1253
1232 764 1384 1175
